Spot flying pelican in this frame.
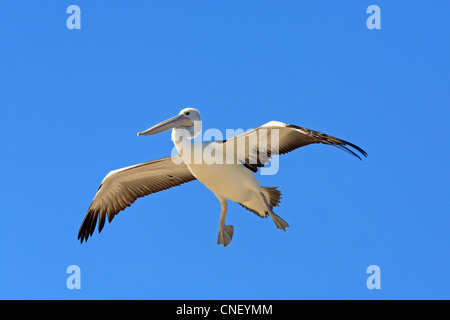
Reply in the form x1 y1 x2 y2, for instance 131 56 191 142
78 108 367 247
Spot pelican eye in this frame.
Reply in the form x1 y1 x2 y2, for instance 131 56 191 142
185 112 190 115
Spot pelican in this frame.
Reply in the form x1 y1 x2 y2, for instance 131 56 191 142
78 108 367 247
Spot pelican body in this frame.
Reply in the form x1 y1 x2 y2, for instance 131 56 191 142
78 108 367 247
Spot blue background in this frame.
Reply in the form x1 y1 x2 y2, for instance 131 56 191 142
1 1 449 299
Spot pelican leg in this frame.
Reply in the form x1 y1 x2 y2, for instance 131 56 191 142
258 192 289 231
217 200 234 247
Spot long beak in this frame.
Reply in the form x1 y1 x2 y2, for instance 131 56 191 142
137 114 193 136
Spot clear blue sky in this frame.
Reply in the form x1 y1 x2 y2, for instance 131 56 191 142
1 1 449 299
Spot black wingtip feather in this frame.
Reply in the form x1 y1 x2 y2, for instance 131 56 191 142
333 143 367 160
336 140 368 160
98 212 106 233
78 208 100 244
285 124 367 160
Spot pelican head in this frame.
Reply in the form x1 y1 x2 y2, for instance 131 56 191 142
138 108 201 139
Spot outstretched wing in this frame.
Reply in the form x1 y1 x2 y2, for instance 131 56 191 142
221 121 367 172
78 155 196 243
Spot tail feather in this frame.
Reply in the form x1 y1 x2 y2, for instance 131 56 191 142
262 186 282 208
238 186 282 218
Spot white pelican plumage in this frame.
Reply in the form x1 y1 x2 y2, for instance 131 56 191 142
78 108 367 246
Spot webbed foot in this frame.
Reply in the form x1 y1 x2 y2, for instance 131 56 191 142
267 211 289 231
217 225 234 247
